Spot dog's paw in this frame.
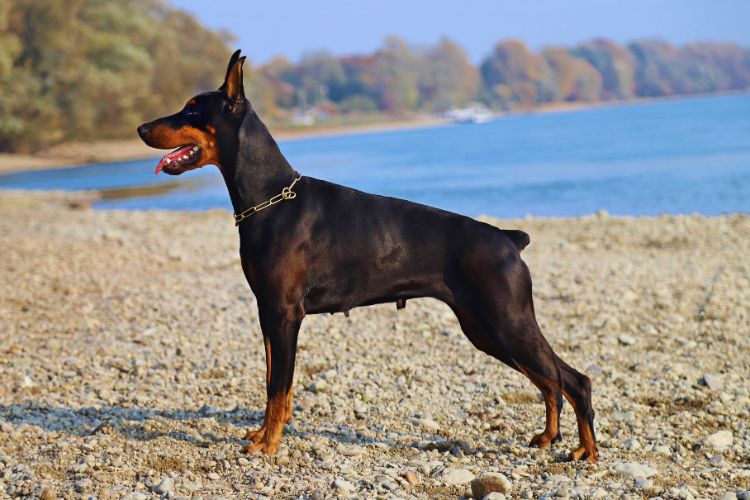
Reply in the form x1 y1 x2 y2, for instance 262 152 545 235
569 445 598 463
244 439 279 455
529 431 561 448
243 426 266 444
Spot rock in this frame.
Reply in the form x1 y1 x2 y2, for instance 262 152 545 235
642 324 658 335
74 478 92 492
483 494 507 500
471 473 512 498
705 430 733 450
403 471 420 485
618 333 636 345
702 373 724 391
623 438 641 450
39 487 56 500
307 380 327 393
652 445 671 455
332 478 355 492
154 477 175 495
338 445 364 457
442 468 475 485
121 494 148 500
414 417 440 432
613 462 657 478
602 316 621 331
207 472 221 480
634 477 653 490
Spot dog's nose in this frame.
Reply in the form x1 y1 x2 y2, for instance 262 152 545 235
137 124 149 139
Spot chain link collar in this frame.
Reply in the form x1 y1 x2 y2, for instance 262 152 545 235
233 175 302 226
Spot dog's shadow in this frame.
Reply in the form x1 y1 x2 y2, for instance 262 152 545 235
0 401 450 451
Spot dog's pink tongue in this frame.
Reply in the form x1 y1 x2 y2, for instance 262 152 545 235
155 155 169 175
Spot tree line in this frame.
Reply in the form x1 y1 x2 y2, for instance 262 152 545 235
2 0 749 152
254 36 750 117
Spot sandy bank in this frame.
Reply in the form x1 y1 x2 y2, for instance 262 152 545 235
1 190 748 497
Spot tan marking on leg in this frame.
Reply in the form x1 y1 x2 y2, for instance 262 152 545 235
530 391 560 448
285 387 294 422
562 389 598 462
243 338 272 442
514 361 562 449
244 389 288 455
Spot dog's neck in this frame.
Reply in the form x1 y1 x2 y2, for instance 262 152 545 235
219 109 297 214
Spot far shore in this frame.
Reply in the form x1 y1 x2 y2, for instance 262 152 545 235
0 91 744 176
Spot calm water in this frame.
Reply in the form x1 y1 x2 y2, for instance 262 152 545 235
2 94 749 218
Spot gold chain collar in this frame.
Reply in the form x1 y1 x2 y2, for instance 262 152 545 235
233 175 302 226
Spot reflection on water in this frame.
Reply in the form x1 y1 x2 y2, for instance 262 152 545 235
1 93 749 218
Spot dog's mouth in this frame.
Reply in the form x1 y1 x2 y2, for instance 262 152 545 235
155 145 201 175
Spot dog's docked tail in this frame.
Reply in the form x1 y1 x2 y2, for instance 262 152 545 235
502 229 531 252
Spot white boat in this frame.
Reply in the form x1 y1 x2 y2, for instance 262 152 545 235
444 105 494 124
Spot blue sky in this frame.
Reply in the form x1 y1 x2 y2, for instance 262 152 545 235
171 0 750 65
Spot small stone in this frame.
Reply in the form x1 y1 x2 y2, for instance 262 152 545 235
403 471 420 485
442 468 475 485
483 493 507 500
414 417 440 432
307 380 327 393
277 456 290 466
652 445 671 455
613 462 657 478
705 430 733 450
623 438 641 450
207 472 221 480
39 487 56 500
618 333 636 345
634 477 654 490
237 457 250 466
602 316 621 331
642 324 658 335
702 373 724 391
154 477 175 495
121 494 148 500
471 473 512 498
338 445 363 457
332 478 355 492
74 478 92 492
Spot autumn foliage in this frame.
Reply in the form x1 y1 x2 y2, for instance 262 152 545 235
2 0 749 152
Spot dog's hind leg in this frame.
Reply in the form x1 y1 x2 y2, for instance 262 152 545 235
449 244 597 461
244 305 302 455
453 306 564 449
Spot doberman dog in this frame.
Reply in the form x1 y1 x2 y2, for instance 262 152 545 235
137 50 598 462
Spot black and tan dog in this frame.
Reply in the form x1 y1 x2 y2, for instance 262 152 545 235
137 50 598 462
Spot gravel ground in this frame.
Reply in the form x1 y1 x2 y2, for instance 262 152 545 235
1 190 748 499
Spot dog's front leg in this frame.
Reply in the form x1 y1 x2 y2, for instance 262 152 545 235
244 306 302 455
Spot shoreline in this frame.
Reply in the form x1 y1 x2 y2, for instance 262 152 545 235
0 90 746 176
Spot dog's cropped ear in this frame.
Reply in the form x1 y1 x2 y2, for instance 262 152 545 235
220 49 246 111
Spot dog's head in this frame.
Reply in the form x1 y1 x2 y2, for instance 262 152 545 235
137 50 248 175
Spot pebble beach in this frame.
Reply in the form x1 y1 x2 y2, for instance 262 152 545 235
1 190 748 499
